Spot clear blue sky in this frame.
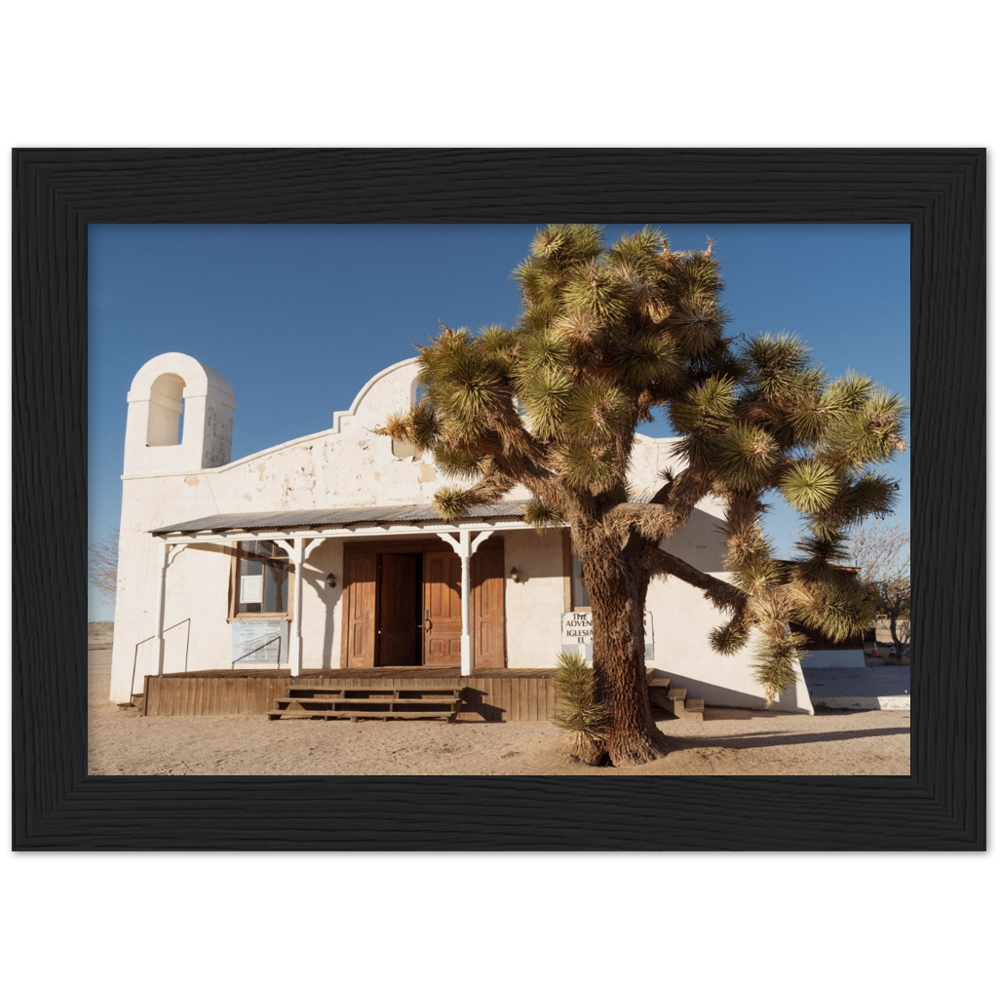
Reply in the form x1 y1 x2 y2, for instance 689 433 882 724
88 223 910 620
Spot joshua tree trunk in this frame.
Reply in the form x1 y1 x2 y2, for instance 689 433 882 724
579 532 668 766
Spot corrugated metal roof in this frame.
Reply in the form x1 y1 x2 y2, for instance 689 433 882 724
151 502 530 535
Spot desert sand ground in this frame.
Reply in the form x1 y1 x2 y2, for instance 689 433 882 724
87 646 910 776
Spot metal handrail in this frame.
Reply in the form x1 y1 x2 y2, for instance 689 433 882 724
232 634 282 666
130 618 192 696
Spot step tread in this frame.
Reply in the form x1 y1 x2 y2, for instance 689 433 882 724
273 698 462 712
268 710 457 720
646 678 672 688
667 688 688 701
286 688 464 698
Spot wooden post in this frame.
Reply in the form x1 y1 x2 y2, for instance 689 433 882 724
292 536 304 677
154 542 170 676
439 529 493 677
458 530 472 677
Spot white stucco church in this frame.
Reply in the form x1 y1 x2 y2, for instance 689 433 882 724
110 352 816 714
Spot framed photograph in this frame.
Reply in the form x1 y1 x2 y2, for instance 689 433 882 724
12 149 984 850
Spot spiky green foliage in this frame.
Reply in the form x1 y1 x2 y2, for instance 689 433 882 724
614 336 683 387
731 545 785 595
751 632 805 708
710 622 750 655
557 442 616 490
670 375 737 435
375 224 908 732
563 381 629 444
553 651 606 729
521 364 573 439
523 497 563 532
664 295 728 356
794 528 849 565
553 653 609 756
379 399 440 452
433 487 472 520
431 445 483 479
790 528 852 586
780 461 840 513
716 425 779 489
789 581 877 645
743 333 811 400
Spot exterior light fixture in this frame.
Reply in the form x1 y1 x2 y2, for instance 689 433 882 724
509 567 520 584
326 572 337 589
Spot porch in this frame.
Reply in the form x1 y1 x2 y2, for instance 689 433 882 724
146 503 537 691
142 667 560 722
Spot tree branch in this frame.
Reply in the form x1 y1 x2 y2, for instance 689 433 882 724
462 463 516 506
605 466 713 540
649 478 675 506
644 547 748 618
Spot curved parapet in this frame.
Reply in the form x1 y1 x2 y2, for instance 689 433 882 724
332 357 420 433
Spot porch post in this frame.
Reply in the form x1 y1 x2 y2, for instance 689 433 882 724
439 529 494 677
154 542 170 676
291 536 304 677
458 530 472 677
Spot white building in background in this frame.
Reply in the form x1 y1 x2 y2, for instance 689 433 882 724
109 352 814 713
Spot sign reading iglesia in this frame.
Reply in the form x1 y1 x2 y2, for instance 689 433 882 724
560 612 653 661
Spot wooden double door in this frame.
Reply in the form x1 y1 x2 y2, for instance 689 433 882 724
341 540 506 669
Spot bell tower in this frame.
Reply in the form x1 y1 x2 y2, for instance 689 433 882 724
123 352 236 475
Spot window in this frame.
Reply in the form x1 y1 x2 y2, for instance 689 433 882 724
563 530 592 611
232 541 292 618
146 373 185 446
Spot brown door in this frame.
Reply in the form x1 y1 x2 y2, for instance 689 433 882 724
422 550 462 665
472 543 506 669
343 550 377 668
378 554 420 666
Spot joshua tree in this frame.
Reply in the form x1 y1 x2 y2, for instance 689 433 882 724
380 225 906 766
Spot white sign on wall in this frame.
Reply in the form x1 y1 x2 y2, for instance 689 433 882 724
560 611 654 660
232 619 289 664
239 575 263 604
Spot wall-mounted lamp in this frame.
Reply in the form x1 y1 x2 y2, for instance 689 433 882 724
509 567 520 584
326 572 337 589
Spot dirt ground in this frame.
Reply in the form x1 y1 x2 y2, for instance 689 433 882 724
87 649 910 777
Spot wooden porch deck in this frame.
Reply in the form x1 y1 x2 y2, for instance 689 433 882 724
142 668 560 722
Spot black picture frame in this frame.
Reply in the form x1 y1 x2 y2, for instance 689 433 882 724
12 149 985 850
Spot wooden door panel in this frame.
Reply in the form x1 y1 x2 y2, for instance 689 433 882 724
343 551 377 668
379 554 419 666
422 551 462 665
472 542 506 669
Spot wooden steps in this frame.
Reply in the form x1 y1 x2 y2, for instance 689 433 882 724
647 677 704 722
267 684 465 722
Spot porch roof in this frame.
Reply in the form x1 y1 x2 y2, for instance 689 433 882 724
150 501 532 537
